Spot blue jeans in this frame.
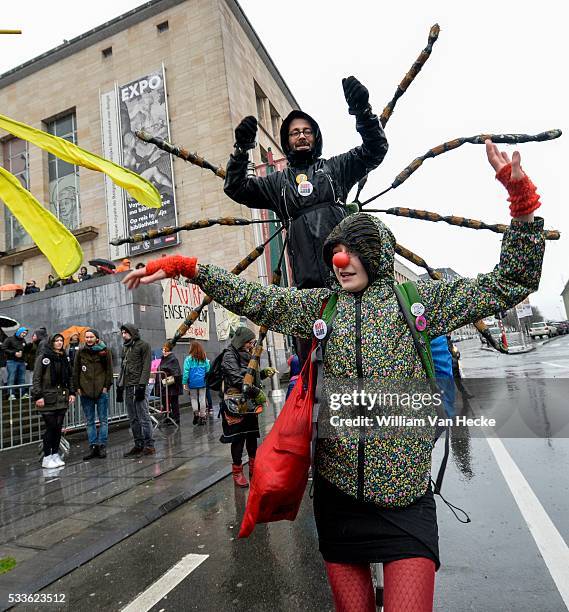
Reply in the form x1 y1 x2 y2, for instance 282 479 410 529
7 361 26 389
81 393 109 446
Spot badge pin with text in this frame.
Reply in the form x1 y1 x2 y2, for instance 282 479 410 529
298 181 313 197
313 319 328 340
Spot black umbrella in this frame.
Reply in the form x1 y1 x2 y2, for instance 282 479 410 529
88 258 116 269
0 315 19 328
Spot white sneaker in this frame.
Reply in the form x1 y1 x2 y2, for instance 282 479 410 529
8 394 16 401
51 454 65 467
42 455 56 468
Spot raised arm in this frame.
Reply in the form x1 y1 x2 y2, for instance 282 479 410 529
223 115 280 211
327 76 389 197
421 141 545 338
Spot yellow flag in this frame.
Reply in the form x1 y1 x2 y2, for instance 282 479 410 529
0 167 83 278
0 113 161 209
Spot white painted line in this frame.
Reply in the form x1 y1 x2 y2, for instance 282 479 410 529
540 362 569 370
121 553 208 612
486 438 569 610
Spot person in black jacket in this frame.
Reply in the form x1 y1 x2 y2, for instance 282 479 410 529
3 327 28 400
220 326 276 487
32 334 76 469
224 76 388 290
118 323 154 457
158 344 183 425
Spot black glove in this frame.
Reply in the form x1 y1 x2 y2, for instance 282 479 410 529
234 116 257 150
135 385 146 402
116 386 124 403
342 76 370 116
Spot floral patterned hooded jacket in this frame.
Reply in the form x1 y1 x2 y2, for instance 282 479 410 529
192 213 545 507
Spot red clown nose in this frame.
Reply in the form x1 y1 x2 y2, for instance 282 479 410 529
332 252 350 268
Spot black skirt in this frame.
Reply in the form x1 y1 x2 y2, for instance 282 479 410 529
219 400 260 444
313 473 440 569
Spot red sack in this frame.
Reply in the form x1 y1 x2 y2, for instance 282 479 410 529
239 350 316 538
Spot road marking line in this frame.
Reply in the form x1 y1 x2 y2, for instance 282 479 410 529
121 553 208 612
540 362 569 370
486 438 569 609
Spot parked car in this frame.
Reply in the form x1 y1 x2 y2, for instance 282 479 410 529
552 321 569 335
529 322 555 339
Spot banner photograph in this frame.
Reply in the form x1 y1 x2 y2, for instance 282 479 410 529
118 67 178 256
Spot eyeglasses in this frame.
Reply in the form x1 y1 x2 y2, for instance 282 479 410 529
288 128 313 139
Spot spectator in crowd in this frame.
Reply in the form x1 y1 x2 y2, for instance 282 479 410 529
33 333 75 468
73 329 113 460
116 258 132 273
0 328 7 386
286 352 301 399
45 275 60 290
25 327 49 379
14 288 23 297
67 333 81 368
118 324 154 457
61 276 77 286
92 264 115 278
135 263 145 270
24 280 40 295
183 341 210 426
3 327 28 400
220 327 276 487
159 344 183 425
78 266 92 282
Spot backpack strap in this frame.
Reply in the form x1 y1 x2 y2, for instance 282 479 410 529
394 282 435 379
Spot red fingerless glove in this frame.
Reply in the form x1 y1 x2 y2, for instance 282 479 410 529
496 163 541 218
146 255 198 279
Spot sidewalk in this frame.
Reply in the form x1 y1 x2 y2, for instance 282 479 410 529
0 400 282 610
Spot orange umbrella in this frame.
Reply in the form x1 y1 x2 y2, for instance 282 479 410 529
0 284 23 291
59 325 90 346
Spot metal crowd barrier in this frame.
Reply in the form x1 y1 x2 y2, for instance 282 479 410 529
0 376 129 452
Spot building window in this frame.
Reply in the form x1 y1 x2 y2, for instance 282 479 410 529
2 138 32 250
102 47 113 58
46 112 81 230
255 82 268 127
157 20 169 33
270 104 280 140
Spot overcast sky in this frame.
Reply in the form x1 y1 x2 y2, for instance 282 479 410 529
1 1 567 318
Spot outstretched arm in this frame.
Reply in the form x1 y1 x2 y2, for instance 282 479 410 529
422 141 544 338
123 257 330 339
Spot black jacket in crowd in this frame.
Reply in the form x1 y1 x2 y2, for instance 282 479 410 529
118 324 151 388
32 344 75 412
3 335 27 363
224 109 388 289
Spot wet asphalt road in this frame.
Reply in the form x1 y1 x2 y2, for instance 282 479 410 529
23 336 569 612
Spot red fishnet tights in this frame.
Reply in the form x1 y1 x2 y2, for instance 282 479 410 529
325 557 435 612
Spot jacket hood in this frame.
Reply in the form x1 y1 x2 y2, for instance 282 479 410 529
322 213 396 287
120 323 140 341
280 110 323 165
47 333 65 351
33 327 48 342
231 326 256 350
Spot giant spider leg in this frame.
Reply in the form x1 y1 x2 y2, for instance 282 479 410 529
361 130 562 206
366 207 560 240
165 226 284 348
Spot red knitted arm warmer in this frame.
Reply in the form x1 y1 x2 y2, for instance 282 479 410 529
496 163 541 218
146 256 198 279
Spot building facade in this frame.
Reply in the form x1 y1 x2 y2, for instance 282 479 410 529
0 0 296 289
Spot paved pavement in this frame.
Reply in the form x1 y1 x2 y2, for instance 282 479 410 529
0 401 281 610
